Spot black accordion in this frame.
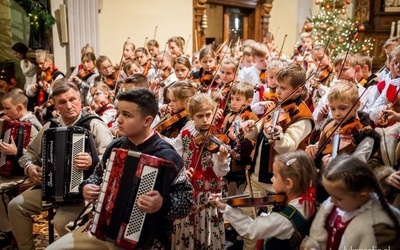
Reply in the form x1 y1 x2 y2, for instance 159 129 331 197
0 119 31 177
42 126 95 203
91 149 173 249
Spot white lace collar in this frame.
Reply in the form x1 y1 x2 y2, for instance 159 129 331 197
335 192 378 222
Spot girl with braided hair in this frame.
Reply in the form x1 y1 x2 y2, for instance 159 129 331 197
302 154 400 250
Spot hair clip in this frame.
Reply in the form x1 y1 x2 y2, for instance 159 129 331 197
286 158 296 166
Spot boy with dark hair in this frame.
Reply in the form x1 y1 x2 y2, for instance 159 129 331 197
47 88 193 250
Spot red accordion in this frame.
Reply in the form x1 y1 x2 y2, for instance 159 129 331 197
0 119 31 177
91 148 173 249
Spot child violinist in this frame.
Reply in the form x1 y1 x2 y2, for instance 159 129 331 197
252 58 286 116
305 81 380 202
154 80 196 138
122 59 141 78
146 39 159 58
355 53 379 114
313 52 368 129
212 57 239 129
88 82 117 128
123 41 136 61
96 55 118 91
69 44 95 80
70 52 99 107
209 150 317 249
170 93 230 250
238 43 270 115
302 155 400 250
306 81 379 166
192 45 218 92
135 47 156 80
152 51 178 107
167 36 185 59
306 44 335 113
191 52 201 73
240 45 254 70
173 56 192 81
240 63 315 249
370 45 400 126
221 82 258 196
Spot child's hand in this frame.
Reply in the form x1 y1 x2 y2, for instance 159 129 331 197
186 167 194 179
384 109 400 123
317 104 329 122
322 154 331 166
137 190 163 214
227 127 237 141
218 145 228 162
259 101 275 109
0 137 17 155
385 171 400 189
208 193 226 210
73 152 92 171
241 120 256 133
71 76 80 83
82 184 101 202
305 145 318 159
215 108 224 121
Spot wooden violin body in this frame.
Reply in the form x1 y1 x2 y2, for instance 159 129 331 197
154 109 188 133
194 125 240 160
225 194 287 208
322 119 362 155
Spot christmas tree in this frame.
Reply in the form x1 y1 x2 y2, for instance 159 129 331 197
306 0 374 58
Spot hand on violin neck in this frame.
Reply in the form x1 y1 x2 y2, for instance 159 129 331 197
217 145 229 163
263 123 282 139
241 120 256 133
208 193 226 210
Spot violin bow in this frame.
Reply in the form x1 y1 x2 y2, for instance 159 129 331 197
314 86 370 160
205 40 233 92
184 34 191 55
113 37 130 93
194 30 199 52
143 37 148 48
277 34 287 60
337 32 357 80
153 26 158 41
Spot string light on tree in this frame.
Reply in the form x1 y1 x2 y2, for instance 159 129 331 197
306 0 374 57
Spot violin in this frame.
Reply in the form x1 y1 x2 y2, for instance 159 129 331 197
104 70 119 89
142 60 152 76
199 67 218 92
154 109 188 133
224 194 287 208
264 102 299 135
312 65 333 89
194 125 240 160
77 68 95 81
263 88 278 103
90 101 108 113
322 118 362 155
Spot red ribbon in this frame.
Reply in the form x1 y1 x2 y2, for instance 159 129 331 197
299 186 316 215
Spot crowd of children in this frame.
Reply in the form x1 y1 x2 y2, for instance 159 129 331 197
0 33 399 250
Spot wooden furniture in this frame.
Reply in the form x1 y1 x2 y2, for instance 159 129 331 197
193 0 273 50
364 0 400 71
